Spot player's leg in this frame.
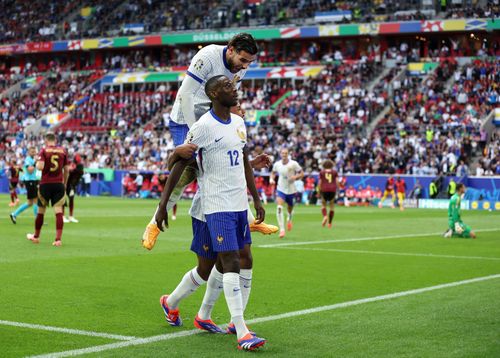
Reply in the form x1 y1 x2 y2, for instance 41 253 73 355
328 194 335 228
27 185 48 243
378 190 388 208
390 191 396 209
68 185 78 222
52 184 66 246
276 193 286 238
171 204 177 221
9 181 18 206
321 194 328 226
397 193 404 211
206 212 265 349
286 194 295 231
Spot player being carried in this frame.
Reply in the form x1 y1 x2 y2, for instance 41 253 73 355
444 183 476 239
27 132 69 246
318 159 338 228
156 75 267 350
270 148 304 238
10 147 39 224
142 33 277 250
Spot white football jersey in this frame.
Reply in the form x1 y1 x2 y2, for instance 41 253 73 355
273 159 303 195
171 45 247 126
188 189 204 221
186 110 248 215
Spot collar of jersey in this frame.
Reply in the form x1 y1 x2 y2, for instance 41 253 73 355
222 47 230 71
210 109 231 125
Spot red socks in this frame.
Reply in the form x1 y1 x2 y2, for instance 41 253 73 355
55 213 64 241
34 214 44 238
328 210 335 224
321 208 327 217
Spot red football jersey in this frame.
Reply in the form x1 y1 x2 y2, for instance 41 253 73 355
9 166 21 182
385 177 395 191
396 179 406 193
38 146 68 184
319 169 338 192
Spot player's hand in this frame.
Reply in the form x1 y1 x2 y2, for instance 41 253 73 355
253 200 265 224
250 154 272 170
155 205 169 231
176 144 198 160
454 222 463 234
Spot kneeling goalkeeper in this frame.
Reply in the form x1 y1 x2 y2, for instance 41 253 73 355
444 183 476 239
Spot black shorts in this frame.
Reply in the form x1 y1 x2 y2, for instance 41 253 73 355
9 181 18 191
321 191 336 202
66 184 77 197
38 183 66 207
24 180 39 200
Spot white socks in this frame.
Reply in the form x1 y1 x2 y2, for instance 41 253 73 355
166 268 206 309
239 269 252 312
276 205 284 231
223 272 249 339
287 209 293 223
198 266 224 320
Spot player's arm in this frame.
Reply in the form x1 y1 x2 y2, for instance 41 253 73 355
63 165 70 187
269 163 277 185
249 154 272 170
293 165 305 181
180 55 213 128
167 143 198 170
244 148 265 224
155 157 195 231
36 160 44 171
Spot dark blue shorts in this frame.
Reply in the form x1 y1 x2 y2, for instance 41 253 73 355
169 121 190 147
205 211 252 253
277 190 295 207
190 218 217 260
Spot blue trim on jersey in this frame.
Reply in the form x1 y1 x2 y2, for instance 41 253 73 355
210 109 231 125
222 47 230 70
186 70 203 84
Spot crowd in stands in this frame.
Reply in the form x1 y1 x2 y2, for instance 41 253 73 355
1 0 499 44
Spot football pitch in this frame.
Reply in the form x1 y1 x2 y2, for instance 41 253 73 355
1 194 499 357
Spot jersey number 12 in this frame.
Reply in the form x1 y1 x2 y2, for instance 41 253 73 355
227 150 240 166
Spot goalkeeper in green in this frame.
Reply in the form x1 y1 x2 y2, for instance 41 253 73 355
444 183 476 239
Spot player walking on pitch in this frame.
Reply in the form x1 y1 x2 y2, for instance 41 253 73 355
318 159 338 228
270 148 304 238
10 147 39 224
27 132 69 246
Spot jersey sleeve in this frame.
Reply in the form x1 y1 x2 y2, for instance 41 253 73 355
186 51 213 84
449 196 461 221
37 148 45 162
185 121 211 150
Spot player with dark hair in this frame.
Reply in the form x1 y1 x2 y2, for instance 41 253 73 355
7 159 21 207
10 147 39 224
27 132 69 246
63 154 84 223
444 183 476 239
318 159 338 228
142 33 278 251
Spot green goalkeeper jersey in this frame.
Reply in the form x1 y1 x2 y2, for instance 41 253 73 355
448 193 462 223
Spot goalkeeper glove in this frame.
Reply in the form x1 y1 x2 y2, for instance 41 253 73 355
454 222 464 234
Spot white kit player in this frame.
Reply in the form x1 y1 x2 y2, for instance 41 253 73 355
156 75 267 351
143 33 277 250
270 148 304 238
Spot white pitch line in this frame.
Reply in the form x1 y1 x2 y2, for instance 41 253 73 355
257 228 500 248
271 246 500 261
0 320 137 341
30 273 500 358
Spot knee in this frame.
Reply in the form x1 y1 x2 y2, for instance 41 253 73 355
219 252 240 273
277 205 283 213
239 247 253 269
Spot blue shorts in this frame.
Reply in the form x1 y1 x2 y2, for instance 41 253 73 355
190 218 217 260
205 211 252 253
277 190 295 207
169 121 190 147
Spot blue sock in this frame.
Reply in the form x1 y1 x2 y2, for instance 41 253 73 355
13 202 29 217
33 204 38 216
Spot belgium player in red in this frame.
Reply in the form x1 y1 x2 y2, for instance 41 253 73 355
27 132 69 246
318 159 339 228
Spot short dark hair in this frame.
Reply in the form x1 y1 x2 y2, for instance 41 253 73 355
228 33 258 55
205 75 226 99
45 131 56 141
323 159 334 169
456 183 465 191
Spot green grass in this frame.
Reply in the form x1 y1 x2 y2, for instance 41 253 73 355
0 194 499 357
